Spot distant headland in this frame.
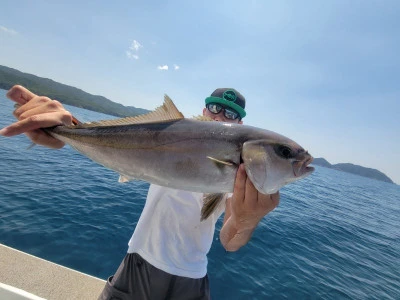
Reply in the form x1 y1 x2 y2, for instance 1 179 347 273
312 158 394 184
0 65 150 117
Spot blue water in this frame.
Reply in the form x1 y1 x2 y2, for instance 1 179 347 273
0 89 399 299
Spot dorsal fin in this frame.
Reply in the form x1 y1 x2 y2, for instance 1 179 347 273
77 95 184 128
192 115 214 122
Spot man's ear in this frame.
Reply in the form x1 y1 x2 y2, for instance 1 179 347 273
238 120 243 124
203 107 207 116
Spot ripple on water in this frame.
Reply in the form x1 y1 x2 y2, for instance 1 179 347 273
0 91 399 299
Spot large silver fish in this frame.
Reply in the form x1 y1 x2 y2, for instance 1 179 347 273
44 96 314 219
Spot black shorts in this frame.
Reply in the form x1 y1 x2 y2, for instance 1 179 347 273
98 253 210 300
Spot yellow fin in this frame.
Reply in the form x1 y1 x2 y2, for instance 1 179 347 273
79 95 184 128
192 115 214 122
201 193 226 221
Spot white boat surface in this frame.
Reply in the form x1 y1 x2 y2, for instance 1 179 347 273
0 244 105 300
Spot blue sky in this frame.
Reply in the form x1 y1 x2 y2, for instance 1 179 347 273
1 0 399 184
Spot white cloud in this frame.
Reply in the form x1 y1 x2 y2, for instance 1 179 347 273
126 51 139 60
0 26 18 35
157 65 169 71
130 40 142 52
174 64 180 70
126 39 142 60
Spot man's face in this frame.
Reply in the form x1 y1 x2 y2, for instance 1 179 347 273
203 104 243 124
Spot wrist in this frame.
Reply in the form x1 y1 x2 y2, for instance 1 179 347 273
230 214 261 233
220 216 256 252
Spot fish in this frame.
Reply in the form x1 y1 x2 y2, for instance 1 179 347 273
41 95 314 219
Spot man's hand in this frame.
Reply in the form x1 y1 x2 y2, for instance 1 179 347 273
220 164 280 251
230 164 280 230
0 85 73 148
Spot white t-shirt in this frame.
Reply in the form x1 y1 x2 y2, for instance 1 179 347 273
128 184 226 279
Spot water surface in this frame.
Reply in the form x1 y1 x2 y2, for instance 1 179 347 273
0 90 399 299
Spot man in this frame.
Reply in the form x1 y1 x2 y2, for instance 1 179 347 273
1 86 280 299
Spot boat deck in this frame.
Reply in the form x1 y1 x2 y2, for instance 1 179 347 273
0 244 105 299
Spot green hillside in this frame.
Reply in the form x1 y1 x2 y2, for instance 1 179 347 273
0 65 149 117
312 158 394 184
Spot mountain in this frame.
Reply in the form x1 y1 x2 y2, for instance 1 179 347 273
312 158 394 184
312 158 332 168
0 65 150 117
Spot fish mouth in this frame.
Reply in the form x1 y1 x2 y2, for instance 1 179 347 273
292 154 314 177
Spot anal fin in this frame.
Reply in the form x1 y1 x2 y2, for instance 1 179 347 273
201 193 225 221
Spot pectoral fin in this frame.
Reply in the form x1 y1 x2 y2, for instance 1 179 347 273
207 156 234 167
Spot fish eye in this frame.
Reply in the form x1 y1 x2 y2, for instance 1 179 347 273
274 145 293 159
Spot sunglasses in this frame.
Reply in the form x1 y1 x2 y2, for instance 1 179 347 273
206 103 241 120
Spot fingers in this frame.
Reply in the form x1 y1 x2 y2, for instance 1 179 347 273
25 130 65 149
234 164 280 211
233 164 247 203
0 111 72 137
15 99 66 120
13 95 55 118
6 85 37 105
2 85 71 149
258 191 280 212
244 177 259 206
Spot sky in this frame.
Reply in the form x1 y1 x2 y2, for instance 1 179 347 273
0 0 399 184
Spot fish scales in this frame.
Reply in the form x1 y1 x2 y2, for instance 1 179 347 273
10 95 314 219
48 119 249 192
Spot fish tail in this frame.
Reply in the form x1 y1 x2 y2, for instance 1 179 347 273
27 115 81 150
201 193 225 221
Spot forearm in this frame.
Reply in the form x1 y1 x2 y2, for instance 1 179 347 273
219 216 259 252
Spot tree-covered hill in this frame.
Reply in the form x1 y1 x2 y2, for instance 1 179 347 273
312 158 394 184
0 65 150 117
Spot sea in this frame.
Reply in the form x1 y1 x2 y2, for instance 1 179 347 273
0 89 399 299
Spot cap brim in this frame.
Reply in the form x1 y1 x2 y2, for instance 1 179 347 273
205 96 246 118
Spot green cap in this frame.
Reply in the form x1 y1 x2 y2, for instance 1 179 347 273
205 88 246 119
